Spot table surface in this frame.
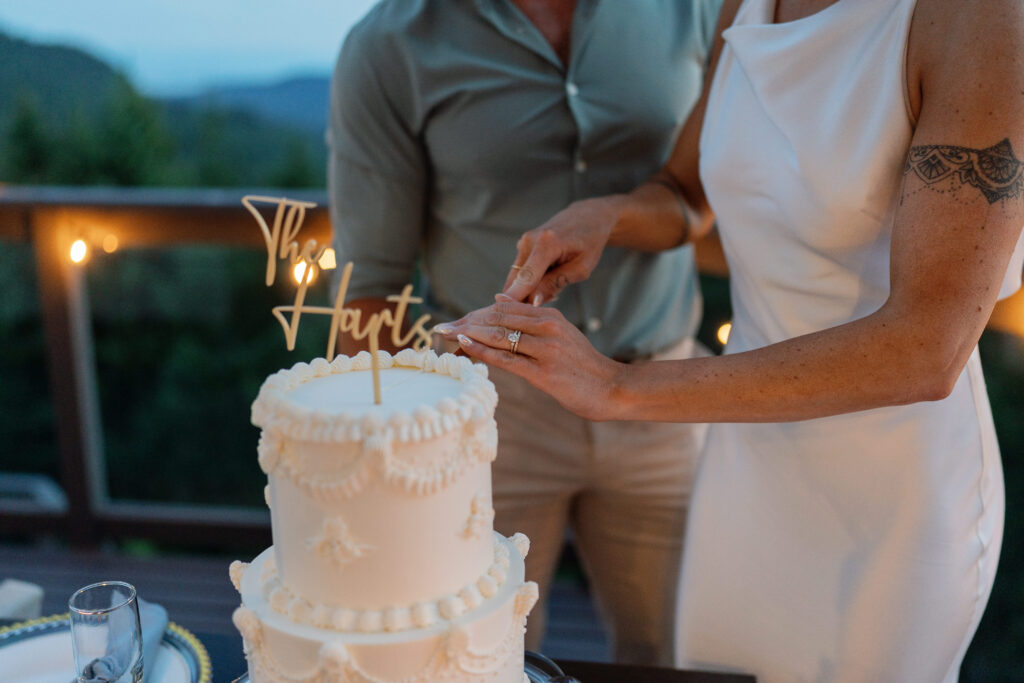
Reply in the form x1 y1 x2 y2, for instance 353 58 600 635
0 619 755 682
0 543 757 682
198 631 755 683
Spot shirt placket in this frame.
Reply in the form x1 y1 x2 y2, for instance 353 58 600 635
564 0 603 339
476 0 603 338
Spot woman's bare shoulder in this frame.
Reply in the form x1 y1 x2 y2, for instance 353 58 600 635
907 0 1024 124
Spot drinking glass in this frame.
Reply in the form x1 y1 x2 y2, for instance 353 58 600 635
68 581 144 683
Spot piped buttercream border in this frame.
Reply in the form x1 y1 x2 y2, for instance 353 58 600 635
234 578 538 683
253 350 498 499
251 350 497 443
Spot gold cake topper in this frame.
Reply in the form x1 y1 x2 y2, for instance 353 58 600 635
244 195 432 404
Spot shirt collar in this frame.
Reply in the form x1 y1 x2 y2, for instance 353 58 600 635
473 0 599 72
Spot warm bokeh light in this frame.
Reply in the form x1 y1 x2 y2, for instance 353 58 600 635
319 247 337 270
717 321 732 346
293 261 317 285
69 239 88 264
102 234 119 253
988 286 1024 340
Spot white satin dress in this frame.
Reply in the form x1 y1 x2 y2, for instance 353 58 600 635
675 1 1007 681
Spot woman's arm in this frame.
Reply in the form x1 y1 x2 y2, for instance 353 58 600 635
502 0 742 305
447 0 1024 424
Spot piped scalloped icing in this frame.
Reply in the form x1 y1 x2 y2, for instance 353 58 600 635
252 350 498 500
233 579 539 683
252 350 496 442
252 532 528 634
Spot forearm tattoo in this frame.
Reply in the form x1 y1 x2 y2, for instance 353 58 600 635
903 138 1023 204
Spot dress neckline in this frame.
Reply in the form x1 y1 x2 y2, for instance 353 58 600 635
761 0 847 27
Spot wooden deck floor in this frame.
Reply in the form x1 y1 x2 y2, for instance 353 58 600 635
0 541 610 663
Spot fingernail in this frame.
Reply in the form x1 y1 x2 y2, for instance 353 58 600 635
495 293 514 302
533 294 544 307
433 325 452 335
457 334 473 347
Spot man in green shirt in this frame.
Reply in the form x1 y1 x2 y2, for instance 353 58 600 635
329 0 721 665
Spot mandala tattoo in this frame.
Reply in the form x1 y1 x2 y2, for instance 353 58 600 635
904 138 1024 204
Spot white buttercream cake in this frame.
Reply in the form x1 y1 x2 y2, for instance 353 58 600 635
231 349 538 682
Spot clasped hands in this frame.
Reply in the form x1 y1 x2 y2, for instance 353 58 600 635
435 197 627 421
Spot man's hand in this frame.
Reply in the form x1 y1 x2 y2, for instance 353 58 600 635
502 196 623 305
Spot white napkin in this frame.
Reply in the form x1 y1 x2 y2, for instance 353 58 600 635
139 599 168 683
0 579 44 620
71 598 168 683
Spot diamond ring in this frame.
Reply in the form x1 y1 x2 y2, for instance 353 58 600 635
507 329 522 354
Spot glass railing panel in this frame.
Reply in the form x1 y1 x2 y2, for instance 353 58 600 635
85 243 334 508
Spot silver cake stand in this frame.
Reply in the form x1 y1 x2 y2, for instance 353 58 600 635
231 652 580 682
525 651 581 682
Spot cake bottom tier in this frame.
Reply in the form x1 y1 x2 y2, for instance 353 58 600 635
233 535 538 683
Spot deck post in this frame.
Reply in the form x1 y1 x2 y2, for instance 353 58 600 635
31 207 106 548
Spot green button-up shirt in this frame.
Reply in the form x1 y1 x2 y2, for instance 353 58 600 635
329 0 721 359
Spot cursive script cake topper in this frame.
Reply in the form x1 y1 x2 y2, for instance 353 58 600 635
243 195 432 404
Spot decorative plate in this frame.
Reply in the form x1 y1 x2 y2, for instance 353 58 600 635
0 613 212 683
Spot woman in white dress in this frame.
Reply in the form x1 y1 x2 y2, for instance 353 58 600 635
437 0 1024 680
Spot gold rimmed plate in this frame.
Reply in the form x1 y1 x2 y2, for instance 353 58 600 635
0 614 212 683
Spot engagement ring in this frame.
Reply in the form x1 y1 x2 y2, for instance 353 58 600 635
507 329 522 354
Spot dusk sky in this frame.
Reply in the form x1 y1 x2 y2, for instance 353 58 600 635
0 0 380 95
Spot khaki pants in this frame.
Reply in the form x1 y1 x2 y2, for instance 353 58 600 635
489 338 708 666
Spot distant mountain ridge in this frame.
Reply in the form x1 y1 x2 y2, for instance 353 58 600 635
180 75 331 136
0 29 331 137
0 31 126 129
0 29 328 188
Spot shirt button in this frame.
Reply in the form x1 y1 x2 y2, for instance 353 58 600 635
586 317 602 332
575 159 587 173
566 82 579 97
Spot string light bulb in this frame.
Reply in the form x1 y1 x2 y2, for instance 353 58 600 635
717 321 732 346
69 239 88 264
293 261 317 285
102 234 119 253
318 248 337 270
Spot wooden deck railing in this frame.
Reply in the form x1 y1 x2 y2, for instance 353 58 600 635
0 184 1021 549
0 185 330 549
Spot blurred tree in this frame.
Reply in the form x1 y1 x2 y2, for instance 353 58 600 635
94 83 174 186
50 113 102 185
0 245 58 480
195 110 236 187
3 83 176 187
270 137 319 189
6 96 52 182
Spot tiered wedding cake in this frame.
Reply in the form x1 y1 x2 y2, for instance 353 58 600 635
230 349 538 682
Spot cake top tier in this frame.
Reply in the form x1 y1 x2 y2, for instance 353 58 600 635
251 349 497 443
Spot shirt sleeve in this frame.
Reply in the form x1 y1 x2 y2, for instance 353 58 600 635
327 22 426 301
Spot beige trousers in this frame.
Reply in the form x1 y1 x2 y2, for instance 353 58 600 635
489 338 708 666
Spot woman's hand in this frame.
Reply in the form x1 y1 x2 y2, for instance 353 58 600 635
502 196 624 306
435 298 627 422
